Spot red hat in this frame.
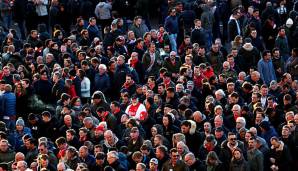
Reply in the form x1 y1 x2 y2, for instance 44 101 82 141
95 125 105 132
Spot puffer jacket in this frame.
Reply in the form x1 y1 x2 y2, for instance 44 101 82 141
2 91 16 117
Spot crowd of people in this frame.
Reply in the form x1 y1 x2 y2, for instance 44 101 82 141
0 0 298 171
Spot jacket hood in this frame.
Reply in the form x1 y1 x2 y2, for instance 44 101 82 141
188 120 197 135
98 2 105 7
242 43 254 51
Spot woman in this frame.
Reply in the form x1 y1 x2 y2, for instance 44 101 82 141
14 82 28 119
231 35 243 51
70 96 82 117
77 69 90 104
206 151 224 171
176 141 189 160
65 146 81 170
162 114 180 144
14 118 32 151
229 148 249 171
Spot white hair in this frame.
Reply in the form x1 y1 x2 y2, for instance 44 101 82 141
98 64 107 71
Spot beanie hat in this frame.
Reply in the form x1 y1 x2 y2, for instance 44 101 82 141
16 118 25 126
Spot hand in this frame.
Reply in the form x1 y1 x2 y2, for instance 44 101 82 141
270 158 276 163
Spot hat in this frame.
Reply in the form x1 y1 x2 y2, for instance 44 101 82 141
92 93 102 99
130 127 139 133
286 18 293 28
150 158 158 165
16 118 25 126
95 125 105 132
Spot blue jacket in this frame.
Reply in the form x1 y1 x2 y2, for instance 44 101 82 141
2 91 16 117
94 73 110 93
257 59 276 85
164 15 178 34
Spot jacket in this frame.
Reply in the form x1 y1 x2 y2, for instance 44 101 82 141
94 2 112 20
247 148 264 171
164 15 179 34
94 73 110 93
142 50 162 77
257 59 276 85
2 91 16 117
81 77 91 98
129 23 149 38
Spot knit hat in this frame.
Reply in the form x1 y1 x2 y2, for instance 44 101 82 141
16 118 25 126
95 125 105 132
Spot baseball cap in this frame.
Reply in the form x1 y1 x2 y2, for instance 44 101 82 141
150 158 158 165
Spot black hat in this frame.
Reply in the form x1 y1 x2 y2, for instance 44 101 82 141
28 113 37 121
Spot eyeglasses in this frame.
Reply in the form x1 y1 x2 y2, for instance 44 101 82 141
230 138 237 141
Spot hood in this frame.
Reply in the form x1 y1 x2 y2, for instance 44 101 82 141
188 120 197 135
242 43 254 51
98 2 105 8
271 141 284 151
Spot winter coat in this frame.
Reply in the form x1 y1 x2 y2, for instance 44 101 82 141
247 148 264 171
164 15 179 34
129 23 149 39
257 59 276 85
81 77 91 98
94 73 110 93
2 91 16 117
229 158 250 171
238 43 260 73
94 2 112 20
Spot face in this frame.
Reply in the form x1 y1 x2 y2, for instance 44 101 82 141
228 135 237 144
117 57 124 65
151 127 158 136
107 154 116 164
181 125 190 134
233 150 241 160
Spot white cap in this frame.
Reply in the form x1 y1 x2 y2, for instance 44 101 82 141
286 18 293 28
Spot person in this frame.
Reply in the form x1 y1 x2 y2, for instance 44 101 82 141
184 152 205 171
1 84 16 132
106 151 127 171
125 95 148 121
257 50 276 85
247 137 264 171
229 148 250 171
161 148 189 171
228 7 242 42
164 8 179 52
205 151 224 171
269 137 292 171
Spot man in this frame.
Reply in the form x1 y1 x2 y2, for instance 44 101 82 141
125 95 148 121
149 158 159 171
163 51 182 78
228 7 242 42
129 16 149 39
155 145 169 170
94 64 110 94
1 84 16 132
142 42 162 77
110 101 125 125
52 72 65 101
38 141 58 169
87 17 100 42
107 151 127 171
127 127 144 153
180 120 202 156
220 132 245 170
258 50 276 85
79 146 95 169
102 130 124 153
0 139 15 164
184 152 205 171
96 107 117 132
16 161 28 171
164 8 179 52
162 148 189 170
247 137 264 171
191 19 206 46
